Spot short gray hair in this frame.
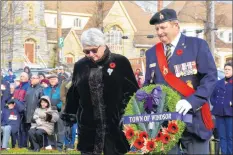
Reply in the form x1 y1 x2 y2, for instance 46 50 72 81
81 28 106 48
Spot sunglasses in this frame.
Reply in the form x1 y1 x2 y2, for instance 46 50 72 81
83 46 100 54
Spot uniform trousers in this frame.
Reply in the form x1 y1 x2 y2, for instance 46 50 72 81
168 130 210 154
81 134 124 155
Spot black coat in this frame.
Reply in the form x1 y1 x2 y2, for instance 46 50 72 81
24 84 43 123
64 49 139 154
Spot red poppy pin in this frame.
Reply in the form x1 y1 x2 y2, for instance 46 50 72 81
109 62 116 69
176 49 183 56
229 80 232 83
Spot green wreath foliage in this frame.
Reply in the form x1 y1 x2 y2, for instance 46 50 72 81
124 84 186 154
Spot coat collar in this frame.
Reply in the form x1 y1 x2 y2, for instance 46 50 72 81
217 78 226 90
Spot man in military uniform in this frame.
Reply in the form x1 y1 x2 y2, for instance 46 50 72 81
144 9 217 154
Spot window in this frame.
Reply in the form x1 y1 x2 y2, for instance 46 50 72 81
74 18 81 27
28 6 34 24
219 32 224 38
105 26 123 53
65 56 74 64
140 49 145 57
229 33 232 42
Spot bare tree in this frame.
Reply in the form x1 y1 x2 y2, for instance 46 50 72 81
85 1 110 31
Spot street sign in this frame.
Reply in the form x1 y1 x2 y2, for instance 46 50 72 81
58 37 64 48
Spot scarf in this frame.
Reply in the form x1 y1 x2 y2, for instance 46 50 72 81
88 46 111 154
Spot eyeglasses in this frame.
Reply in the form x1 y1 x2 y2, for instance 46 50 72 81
83 46 100 55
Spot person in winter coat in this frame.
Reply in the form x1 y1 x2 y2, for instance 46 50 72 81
1 78 10 110
60 74 77 150
210 62 233 155
1 99 24 150
62 28 138 155
40 79 50 88
24 66 32 79
3 69 16 84
28 96 59 152
13 72 30 148
24 74 44 148
43 74 64 151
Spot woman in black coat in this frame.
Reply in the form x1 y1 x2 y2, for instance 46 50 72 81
62 28 139 155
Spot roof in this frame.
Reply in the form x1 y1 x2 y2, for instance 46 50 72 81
121 1 159 45
215 36 232 49
47 28 71 41
45 1 96 14
166 1 232 27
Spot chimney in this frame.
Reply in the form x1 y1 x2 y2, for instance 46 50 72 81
157 0 163 12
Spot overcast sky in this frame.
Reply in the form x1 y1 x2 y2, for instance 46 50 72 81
135 1 232 14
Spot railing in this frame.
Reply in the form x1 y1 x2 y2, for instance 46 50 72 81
22 54 31 65
37 54 47 68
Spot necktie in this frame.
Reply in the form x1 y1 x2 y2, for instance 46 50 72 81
165 44 172 64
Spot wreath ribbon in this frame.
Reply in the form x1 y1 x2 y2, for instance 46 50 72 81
123 112 192 124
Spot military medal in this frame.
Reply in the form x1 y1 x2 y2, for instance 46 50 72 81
150 71 155 84
186 80 193 88
163 66 168 75
192 61 197 74
159 13 164 20
174 65 181 77
181 63 187 76
186 62 192 75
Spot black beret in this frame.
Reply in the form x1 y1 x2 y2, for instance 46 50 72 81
150 9 178 25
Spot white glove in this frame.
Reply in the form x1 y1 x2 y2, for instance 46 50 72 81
176 99 192 115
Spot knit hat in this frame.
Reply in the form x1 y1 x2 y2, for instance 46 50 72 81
41 79 50 85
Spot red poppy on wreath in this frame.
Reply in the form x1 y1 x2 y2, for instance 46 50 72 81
146 140 155 151
161 133 170 144
176 49 183 56
155 131 163 141
167 120 179 134
139 131 148 140
125 127 135 140
133 138 144 149
109 62 116 69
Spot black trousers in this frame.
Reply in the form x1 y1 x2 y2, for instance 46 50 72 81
28 128 47 150
81 134 124 155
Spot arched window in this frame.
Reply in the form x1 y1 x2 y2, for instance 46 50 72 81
105 25 123 53
28 6 34 24
65 54 74 64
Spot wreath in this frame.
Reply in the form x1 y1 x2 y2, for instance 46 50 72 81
123 84 186 154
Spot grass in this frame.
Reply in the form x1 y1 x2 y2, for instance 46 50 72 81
0 141 218 154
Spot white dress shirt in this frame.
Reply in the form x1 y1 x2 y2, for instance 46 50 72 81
163 32 181 56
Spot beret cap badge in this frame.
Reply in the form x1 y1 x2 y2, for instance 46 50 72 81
159 13 164 20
